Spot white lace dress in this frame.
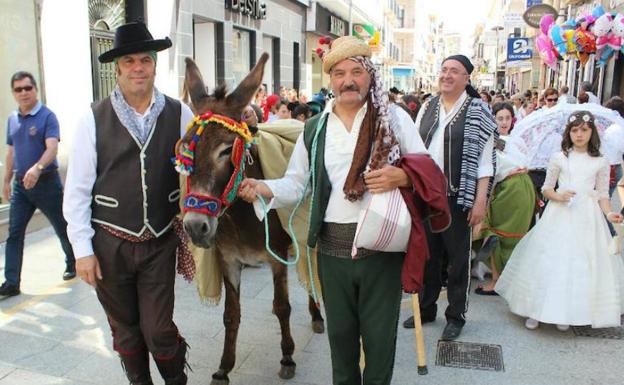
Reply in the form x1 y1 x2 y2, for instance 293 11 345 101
495 150 624 327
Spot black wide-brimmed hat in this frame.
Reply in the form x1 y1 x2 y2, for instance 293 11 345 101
98 22 172 63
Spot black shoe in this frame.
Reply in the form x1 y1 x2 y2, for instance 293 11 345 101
403 313 436 329
475 286 499 296
63 266 76 281
0 282 20 298
441 321 463 341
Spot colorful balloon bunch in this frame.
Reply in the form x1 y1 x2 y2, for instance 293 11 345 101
535 5 624 69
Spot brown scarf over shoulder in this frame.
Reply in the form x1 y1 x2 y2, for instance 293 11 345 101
341 56 401 202
343 98 398 201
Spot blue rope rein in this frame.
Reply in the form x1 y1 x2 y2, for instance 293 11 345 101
256 114 326 305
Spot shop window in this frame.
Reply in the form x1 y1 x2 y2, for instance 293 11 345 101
193 19 218 90
232 28 252 86
262 36 274 93
272 38 281 93
293 42 300 93
612 56 624 100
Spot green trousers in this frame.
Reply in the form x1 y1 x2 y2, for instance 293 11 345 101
318 252 404 385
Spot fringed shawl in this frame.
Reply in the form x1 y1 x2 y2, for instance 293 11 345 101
457 98 498 209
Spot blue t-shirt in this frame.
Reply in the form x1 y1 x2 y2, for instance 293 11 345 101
6 102 59 177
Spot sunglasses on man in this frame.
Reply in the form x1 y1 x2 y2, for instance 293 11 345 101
13 86 34 93
546 97 558 102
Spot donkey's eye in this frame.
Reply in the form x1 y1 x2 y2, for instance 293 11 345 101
219 146 233 158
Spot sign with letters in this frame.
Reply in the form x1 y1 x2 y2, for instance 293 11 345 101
507 37 532 61
504 13 525 28
225 0 267 20
329 15 346 36
523 4 557 28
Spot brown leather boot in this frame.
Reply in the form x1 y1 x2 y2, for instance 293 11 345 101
119 347 153 385
154 339 189 385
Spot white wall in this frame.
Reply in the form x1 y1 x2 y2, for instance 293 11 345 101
40 0 93 167
147 0 179 97
0 0 41 193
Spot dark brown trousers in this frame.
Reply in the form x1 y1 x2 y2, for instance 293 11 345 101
93 228 182 359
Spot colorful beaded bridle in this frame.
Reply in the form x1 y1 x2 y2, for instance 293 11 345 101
174 111 253 217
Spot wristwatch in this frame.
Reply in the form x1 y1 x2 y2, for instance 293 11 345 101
36 163 44 171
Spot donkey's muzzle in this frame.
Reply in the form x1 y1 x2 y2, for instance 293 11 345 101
183 213 217 248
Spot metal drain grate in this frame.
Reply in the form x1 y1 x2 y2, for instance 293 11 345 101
435 341 504 372
572 325 624 340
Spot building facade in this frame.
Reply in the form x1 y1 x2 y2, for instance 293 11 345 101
305 0 385 94
179 0 308 96
391 0 443 93
305 1 349 95
2 0 404 206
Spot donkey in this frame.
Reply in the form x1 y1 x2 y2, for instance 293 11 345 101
180 53 324 385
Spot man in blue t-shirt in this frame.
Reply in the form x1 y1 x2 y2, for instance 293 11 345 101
0 71 76 299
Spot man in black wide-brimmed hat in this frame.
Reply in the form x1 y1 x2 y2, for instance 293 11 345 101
63 22 194 385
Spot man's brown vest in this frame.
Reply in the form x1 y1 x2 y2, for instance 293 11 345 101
90 96 181 236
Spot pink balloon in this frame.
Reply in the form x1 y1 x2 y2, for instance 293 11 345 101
540 14 555 35
536 34 558 69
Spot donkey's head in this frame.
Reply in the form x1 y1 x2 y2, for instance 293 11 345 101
180 53 268 248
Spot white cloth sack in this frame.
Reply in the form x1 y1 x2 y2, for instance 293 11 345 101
351 188 411 257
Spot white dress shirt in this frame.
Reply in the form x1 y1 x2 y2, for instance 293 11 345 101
414 91 494 178
63 97 194 259
254 99 427 223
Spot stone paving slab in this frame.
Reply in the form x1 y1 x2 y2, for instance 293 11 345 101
1 227 624 385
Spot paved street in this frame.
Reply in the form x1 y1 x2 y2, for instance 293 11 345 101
0 226 623 385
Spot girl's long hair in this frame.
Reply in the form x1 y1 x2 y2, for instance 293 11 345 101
561 111 601 157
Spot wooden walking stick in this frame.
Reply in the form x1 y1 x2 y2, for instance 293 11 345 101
411 294 428 375
360 339 365 370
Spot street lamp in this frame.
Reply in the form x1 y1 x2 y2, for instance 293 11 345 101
491 25 504 91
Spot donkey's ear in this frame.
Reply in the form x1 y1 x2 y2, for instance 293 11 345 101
226 53 269 113
184 57 210 111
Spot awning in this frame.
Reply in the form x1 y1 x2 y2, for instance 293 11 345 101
392 68 415 77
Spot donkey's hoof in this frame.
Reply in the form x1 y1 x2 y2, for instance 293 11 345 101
211 371 230 385
312 320 325 334
279 363 296 379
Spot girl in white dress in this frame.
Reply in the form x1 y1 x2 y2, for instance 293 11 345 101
495 111 624 331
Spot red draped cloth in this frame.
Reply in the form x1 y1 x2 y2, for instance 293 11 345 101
399 154 451 293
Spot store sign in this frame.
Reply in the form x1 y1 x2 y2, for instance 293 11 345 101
526 0 542 8
352 24 380 51
507 37 532 61
225 0 266 19
329 15 346 36
504 13 525 28
352 24 375 40
523 4 557 28
506 60 533 69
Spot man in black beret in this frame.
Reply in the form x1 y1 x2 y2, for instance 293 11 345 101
402 55 497 340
